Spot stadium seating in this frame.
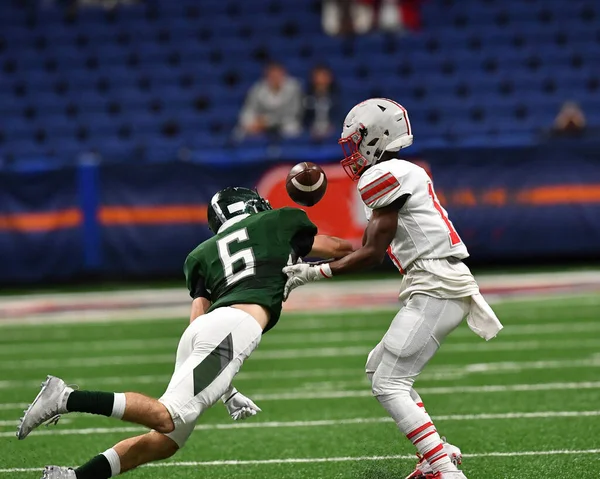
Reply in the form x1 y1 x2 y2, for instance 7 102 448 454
0 0 597 165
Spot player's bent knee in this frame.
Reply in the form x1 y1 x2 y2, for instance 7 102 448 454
157 398 199 447
155 420 175 434
154 406 176 434
162 422 195 449
371 369 413 398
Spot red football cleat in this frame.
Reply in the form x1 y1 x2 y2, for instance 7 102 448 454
404 438 463 479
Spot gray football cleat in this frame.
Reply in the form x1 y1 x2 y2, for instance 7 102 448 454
41 466 77 478
17 375 72 440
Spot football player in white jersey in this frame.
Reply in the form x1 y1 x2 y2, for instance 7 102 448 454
283 98 502 479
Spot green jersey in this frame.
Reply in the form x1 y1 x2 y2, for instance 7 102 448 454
184 207 317 332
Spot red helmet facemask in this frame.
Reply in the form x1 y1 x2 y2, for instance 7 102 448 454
339 127 368 181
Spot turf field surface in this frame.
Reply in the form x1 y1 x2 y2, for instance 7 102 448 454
1 291 600 478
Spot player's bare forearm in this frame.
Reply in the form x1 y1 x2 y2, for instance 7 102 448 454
329 205 398 275
328 245 385 274
310 235 355 259
190 297 211 323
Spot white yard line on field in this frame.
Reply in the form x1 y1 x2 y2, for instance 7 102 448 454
0 403 27 411
0 331 378 356
3 356 600 391
0 338 180 356
462 321 600 336
0 410 598 438
2 338 600 370
442 338 600 353
426 357 600 378
1 448 600 472
251 381 600 401
0 420 19 426
0 418 71 427
3 320 599 356
0 368 360 390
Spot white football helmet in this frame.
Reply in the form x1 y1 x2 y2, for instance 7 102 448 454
339 98 413 180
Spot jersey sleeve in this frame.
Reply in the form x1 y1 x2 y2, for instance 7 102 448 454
183 252 211 300
358 164 417 209
277 207 318 257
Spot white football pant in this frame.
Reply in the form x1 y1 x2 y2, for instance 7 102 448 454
159 307 262 447
366 294 470 435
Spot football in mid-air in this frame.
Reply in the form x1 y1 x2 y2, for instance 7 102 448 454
286 162 328 207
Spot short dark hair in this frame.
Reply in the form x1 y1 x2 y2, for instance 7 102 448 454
265 60 285 71
312 63 332 73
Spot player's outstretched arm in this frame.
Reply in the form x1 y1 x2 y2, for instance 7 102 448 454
282 201 403 299
310 235 355 259
327 202 400 275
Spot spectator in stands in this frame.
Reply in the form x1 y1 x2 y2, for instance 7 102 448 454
322 0 422 36
238 62 303 140
552 101 587 136
303 64 341 140
322 0 357 35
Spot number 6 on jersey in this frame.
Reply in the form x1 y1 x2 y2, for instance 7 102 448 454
217 228 256 286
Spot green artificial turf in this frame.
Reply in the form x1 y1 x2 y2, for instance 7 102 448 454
1 294 600 478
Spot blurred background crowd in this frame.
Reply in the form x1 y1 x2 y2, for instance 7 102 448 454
0 0 598 285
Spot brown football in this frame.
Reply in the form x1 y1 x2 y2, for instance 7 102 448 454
285 162 328 207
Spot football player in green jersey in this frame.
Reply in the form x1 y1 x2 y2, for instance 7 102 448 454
17 187 353 479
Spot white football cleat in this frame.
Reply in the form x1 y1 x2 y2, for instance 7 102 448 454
424 472 467 479
405 438 463 479
41 466 77 478
17 375 72 440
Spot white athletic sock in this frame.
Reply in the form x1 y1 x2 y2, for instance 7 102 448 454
409 391 455 472
102 448 121 477
405 417 454 472
110 393 126 419
411 390 433 423
378 394 457 473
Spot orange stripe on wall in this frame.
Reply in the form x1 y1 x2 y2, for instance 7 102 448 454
99 205 207 225
0 205 209 232
2 185 600 233
0 208 82 232
517 185 600 205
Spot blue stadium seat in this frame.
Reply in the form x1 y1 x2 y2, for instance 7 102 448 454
0 0 597 164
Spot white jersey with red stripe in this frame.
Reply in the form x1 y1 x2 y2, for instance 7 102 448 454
358 159 469 272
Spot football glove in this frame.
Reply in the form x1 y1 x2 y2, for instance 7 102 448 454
222 388 261 421
282 262 332 300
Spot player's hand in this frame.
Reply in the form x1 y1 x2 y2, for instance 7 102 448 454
282 262 332 300
224 390 262 421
